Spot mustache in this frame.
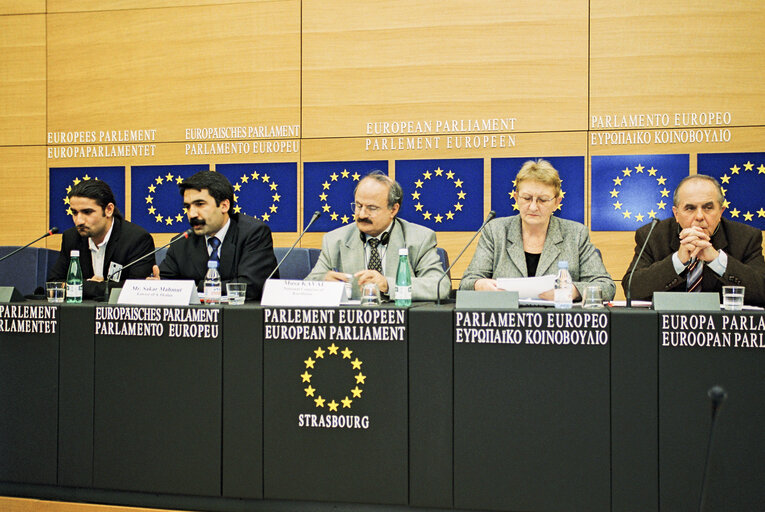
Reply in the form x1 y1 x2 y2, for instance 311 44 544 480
356 218 373 224
189 218 205 227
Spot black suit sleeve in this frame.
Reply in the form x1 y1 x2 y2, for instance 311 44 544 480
224 221 278 301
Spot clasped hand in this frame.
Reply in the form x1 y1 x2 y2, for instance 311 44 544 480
678 226 718 263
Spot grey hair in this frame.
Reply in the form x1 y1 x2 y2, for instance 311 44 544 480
673 174 724 207
355 170 403 208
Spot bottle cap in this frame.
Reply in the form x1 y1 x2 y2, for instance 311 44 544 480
398 248 408 256
207 260 219 268
557 260 568 269
70 250 79 257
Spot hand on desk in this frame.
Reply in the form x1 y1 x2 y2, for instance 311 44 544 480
354 269 388 293
147 265 161 280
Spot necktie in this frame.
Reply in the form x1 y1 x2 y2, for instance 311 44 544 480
367 238 382 273
208 237 221 264
686 258 703 292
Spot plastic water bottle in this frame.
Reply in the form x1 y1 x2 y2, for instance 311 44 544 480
204 260 222 304
554 260 573 309
394 248 412 307
65 250 83 303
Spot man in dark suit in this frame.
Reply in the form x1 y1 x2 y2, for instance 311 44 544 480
623 174 765 306
153 170 277 301
49 179 155 300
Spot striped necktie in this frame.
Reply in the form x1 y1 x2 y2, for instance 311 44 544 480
686 258 703 292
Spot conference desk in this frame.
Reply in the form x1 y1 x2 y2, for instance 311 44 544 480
0 303 762 512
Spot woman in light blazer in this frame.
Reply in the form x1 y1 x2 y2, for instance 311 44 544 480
460 159 615 301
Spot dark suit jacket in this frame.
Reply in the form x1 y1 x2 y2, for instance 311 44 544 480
159 214 278 301
49 217 155 300
622 217 765 306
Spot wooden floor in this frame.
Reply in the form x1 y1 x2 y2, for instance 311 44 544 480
0 497 194 512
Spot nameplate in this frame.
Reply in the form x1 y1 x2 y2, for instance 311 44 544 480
117 279 200 306
653 291 720 311
456 290 519 310
0 286 24 303
261 279 346 307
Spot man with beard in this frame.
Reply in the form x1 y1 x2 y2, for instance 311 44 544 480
305 171 450 301
153 170 278 301
49 179 155 300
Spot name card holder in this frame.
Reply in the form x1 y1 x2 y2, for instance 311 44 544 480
652 291 720 311
261 279 346 307
456 290 519 310
0 286 24 303
117 279 200 306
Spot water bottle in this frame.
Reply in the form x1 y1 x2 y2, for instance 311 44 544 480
554 260 573 309
65 250 83 303
204 260 222 304
395 248 412 307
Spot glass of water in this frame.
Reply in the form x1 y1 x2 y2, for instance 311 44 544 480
46 282 65 303
722 286 744 311
360 283 381 306
226 282 247 305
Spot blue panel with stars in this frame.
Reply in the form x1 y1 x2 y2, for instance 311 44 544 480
130 164 209 233
217 163 297 232
49 167 125 231
698 152 765 230
303 161 388 231
490 156 584 223
396 158 484 231
591 154 688 231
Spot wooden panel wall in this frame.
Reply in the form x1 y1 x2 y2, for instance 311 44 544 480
1 0 764 298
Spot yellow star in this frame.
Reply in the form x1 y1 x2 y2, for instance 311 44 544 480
414 202 423 211
314 347 325 359
446 170 455 179
622 167 632 177
241 175 249 183
300 371 311 383
304 385 315 397
83 174 91 180
352 172 360 181
176 214 183 222
341 215 350 224
272 193 280 202
341 169 350 179
423 170 432 180
304 357 315 369
233 194 239 202
330 172 338 182
434 214 443 223
610 189 619 198
758 164 765 174
327 400 339 412
648 209 657 219
314 396 325 408
423 211 432 220
165 217 173 225
270 182 278 190
322 204 331 212
233 183 241 191
233 205 242 214
721 187 726 196
66 186 72 193
319 192 328 201
355 372 366 384
327 343 339 355
457 191 466 199
262 174 270 182
512 202 520 211
73 177 81 185
155 214 163 222
351 386 363 398
414 179 423 188
743 211 754 221
613 177 623 186
657 200 667 210
730 165 740 174
176 176 183 184
635 213 644 222
723 200 730 209
656 175 667 185
262 213 270 221
148 184 156 193
341 347 352 359
555 203 562 212
155 176 163 185
269 204 277 213
148 206 156 214
446 211 455 220
66 208 73 215
720 174 730 184
622 210 632 219
434 167 444 176
351 358 362 370
411 191 420 200
660 188 670 197
251 171 260 181
453 179 463 188
757 208 765 218
729 208 740 218
613 201 622 210
330 212 339 221
635 164 644 173
145 195 153 204
63 197 70 205
560 190 566 199
165 172 174 182
454 202 463 211
647 167 657 176
744 161 754 171
322 181 330 190
341 396 352 408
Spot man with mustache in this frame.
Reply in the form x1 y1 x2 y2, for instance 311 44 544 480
153 170 278 301
305 171 450 301
623 174 765 306
49 179 155 299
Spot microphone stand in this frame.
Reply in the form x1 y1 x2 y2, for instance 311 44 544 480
626 218 659 307
0 228 59 264
267 211 321 280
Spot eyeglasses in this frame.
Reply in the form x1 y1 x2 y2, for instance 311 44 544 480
351 202 384 215
516 194 556 206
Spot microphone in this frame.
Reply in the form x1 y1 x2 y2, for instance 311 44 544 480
698 385 727 512
626 218 659 307
103 228 192 301
267 211 321 280
436 210 496 305
0 227 59 264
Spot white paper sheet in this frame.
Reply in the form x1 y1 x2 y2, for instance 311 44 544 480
496 275 556 299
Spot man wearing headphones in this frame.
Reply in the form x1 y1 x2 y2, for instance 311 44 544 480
305 171 450 301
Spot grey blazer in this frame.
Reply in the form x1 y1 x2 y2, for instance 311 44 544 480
305 217 450 300
459 215 615 300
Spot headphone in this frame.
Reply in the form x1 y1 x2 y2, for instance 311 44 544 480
359 217 400 246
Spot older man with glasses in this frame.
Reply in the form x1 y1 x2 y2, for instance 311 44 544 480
305 170 450 301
